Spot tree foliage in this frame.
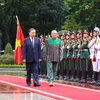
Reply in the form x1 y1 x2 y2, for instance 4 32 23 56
62 0 100 31
4 43 13 55
0 0 65 49
0 0 100 49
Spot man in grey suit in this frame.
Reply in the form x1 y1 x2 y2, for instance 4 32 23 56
44 30 63 86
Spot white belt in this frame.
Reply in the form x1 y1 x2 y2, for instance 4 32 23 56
74 49 78 51
81 49 88 51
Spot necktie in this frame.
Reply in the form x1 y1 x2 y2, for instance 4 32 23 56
32 38 34 48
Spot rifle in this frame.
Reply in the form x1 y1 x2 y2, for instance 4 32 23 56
66 39 70 60
93 36 98 62
76 39 81 61
71 40 75 61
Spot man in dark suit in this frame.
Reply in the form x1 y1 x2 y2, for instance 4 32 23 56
22 28 42 86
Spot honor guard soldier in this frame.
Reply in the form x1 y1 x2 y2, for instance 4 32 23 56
79 30 90 83
73 31 82 82
67 32 76 81
59 35 65 80
88 27 100 85
40 36 47 78
87 32 93 80
64 33 70 80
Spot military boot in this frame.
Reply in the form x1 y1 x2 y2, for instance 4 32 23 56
69 69 75 81
56 69 60 80
74 70 80 82
96 81 100 86
64 69 70 80
89 72 98 85
79 71 87 83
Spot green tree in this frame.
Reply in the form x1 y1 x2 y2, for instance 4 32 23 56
63 0 100 31
62 15 82 32
4 43 13 55
35 0 65 34
0 0 100 50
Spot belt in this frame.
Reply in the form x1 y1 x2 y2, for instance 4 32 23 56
80 49 88 51
74 49 79 51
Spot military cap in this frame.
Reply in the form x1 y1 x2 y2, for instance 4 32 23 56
70 31 76 35
76 30 82 35
83 29 89 34
65 31 71 35
78 30 82 32
94 27 100 33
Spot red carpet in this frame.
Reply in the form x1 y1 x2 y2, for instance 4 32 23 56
0 75 100 100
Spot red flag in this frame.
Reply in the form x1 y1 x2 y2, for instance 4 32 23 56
14 16 24 64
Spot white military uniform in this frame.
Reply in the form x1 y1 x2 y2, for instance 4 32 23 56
88 27 100 85
88 37 97 72
94 37 100 72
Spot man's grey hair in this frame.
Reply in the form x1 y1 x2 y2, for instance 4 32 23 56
29 28 36 33
51 30 58 34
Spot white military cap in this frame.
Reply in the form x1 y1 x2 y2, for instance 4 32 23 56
94 27 100 33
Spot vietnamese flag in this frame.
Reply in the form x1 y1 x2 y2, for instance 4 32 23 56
14 16 24 64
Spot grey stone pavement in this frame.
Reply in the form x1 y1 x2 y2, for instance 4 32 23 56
0 84 56 100
0 92 56 100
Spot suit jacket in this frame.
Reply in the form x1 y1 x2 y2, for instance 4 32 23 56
22 37 42 62
44 38 63 62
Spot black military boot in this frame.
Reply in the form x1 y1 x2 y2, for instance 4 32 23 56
39 68 43 78
74 70 80 82
85 71 87 81
79 71 82 80
94 72 99 85
64 69 70 80
87 70 93 81
59 68 64 80
79 71 87 83
96 81 100 86
90 72 98 85
42 68 47 78
55 69 60 80
69 69 75 82
95 72 99 83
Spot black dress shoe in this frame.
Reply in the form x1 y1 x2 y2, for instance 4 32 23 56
34 83 41 87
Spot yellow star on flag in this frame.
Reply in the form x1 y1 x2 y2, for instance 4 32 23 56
15 39 21 49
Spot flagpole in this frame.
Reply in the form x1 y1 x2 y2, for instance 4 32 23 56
16 15 18 19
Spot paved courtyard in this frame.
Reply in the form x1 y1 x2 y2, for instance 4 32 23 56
0 84 56 100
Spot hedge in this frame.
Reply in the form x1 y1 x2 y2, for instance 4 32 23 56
0 72 25 77
0 64 25 68
0 54 16 64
